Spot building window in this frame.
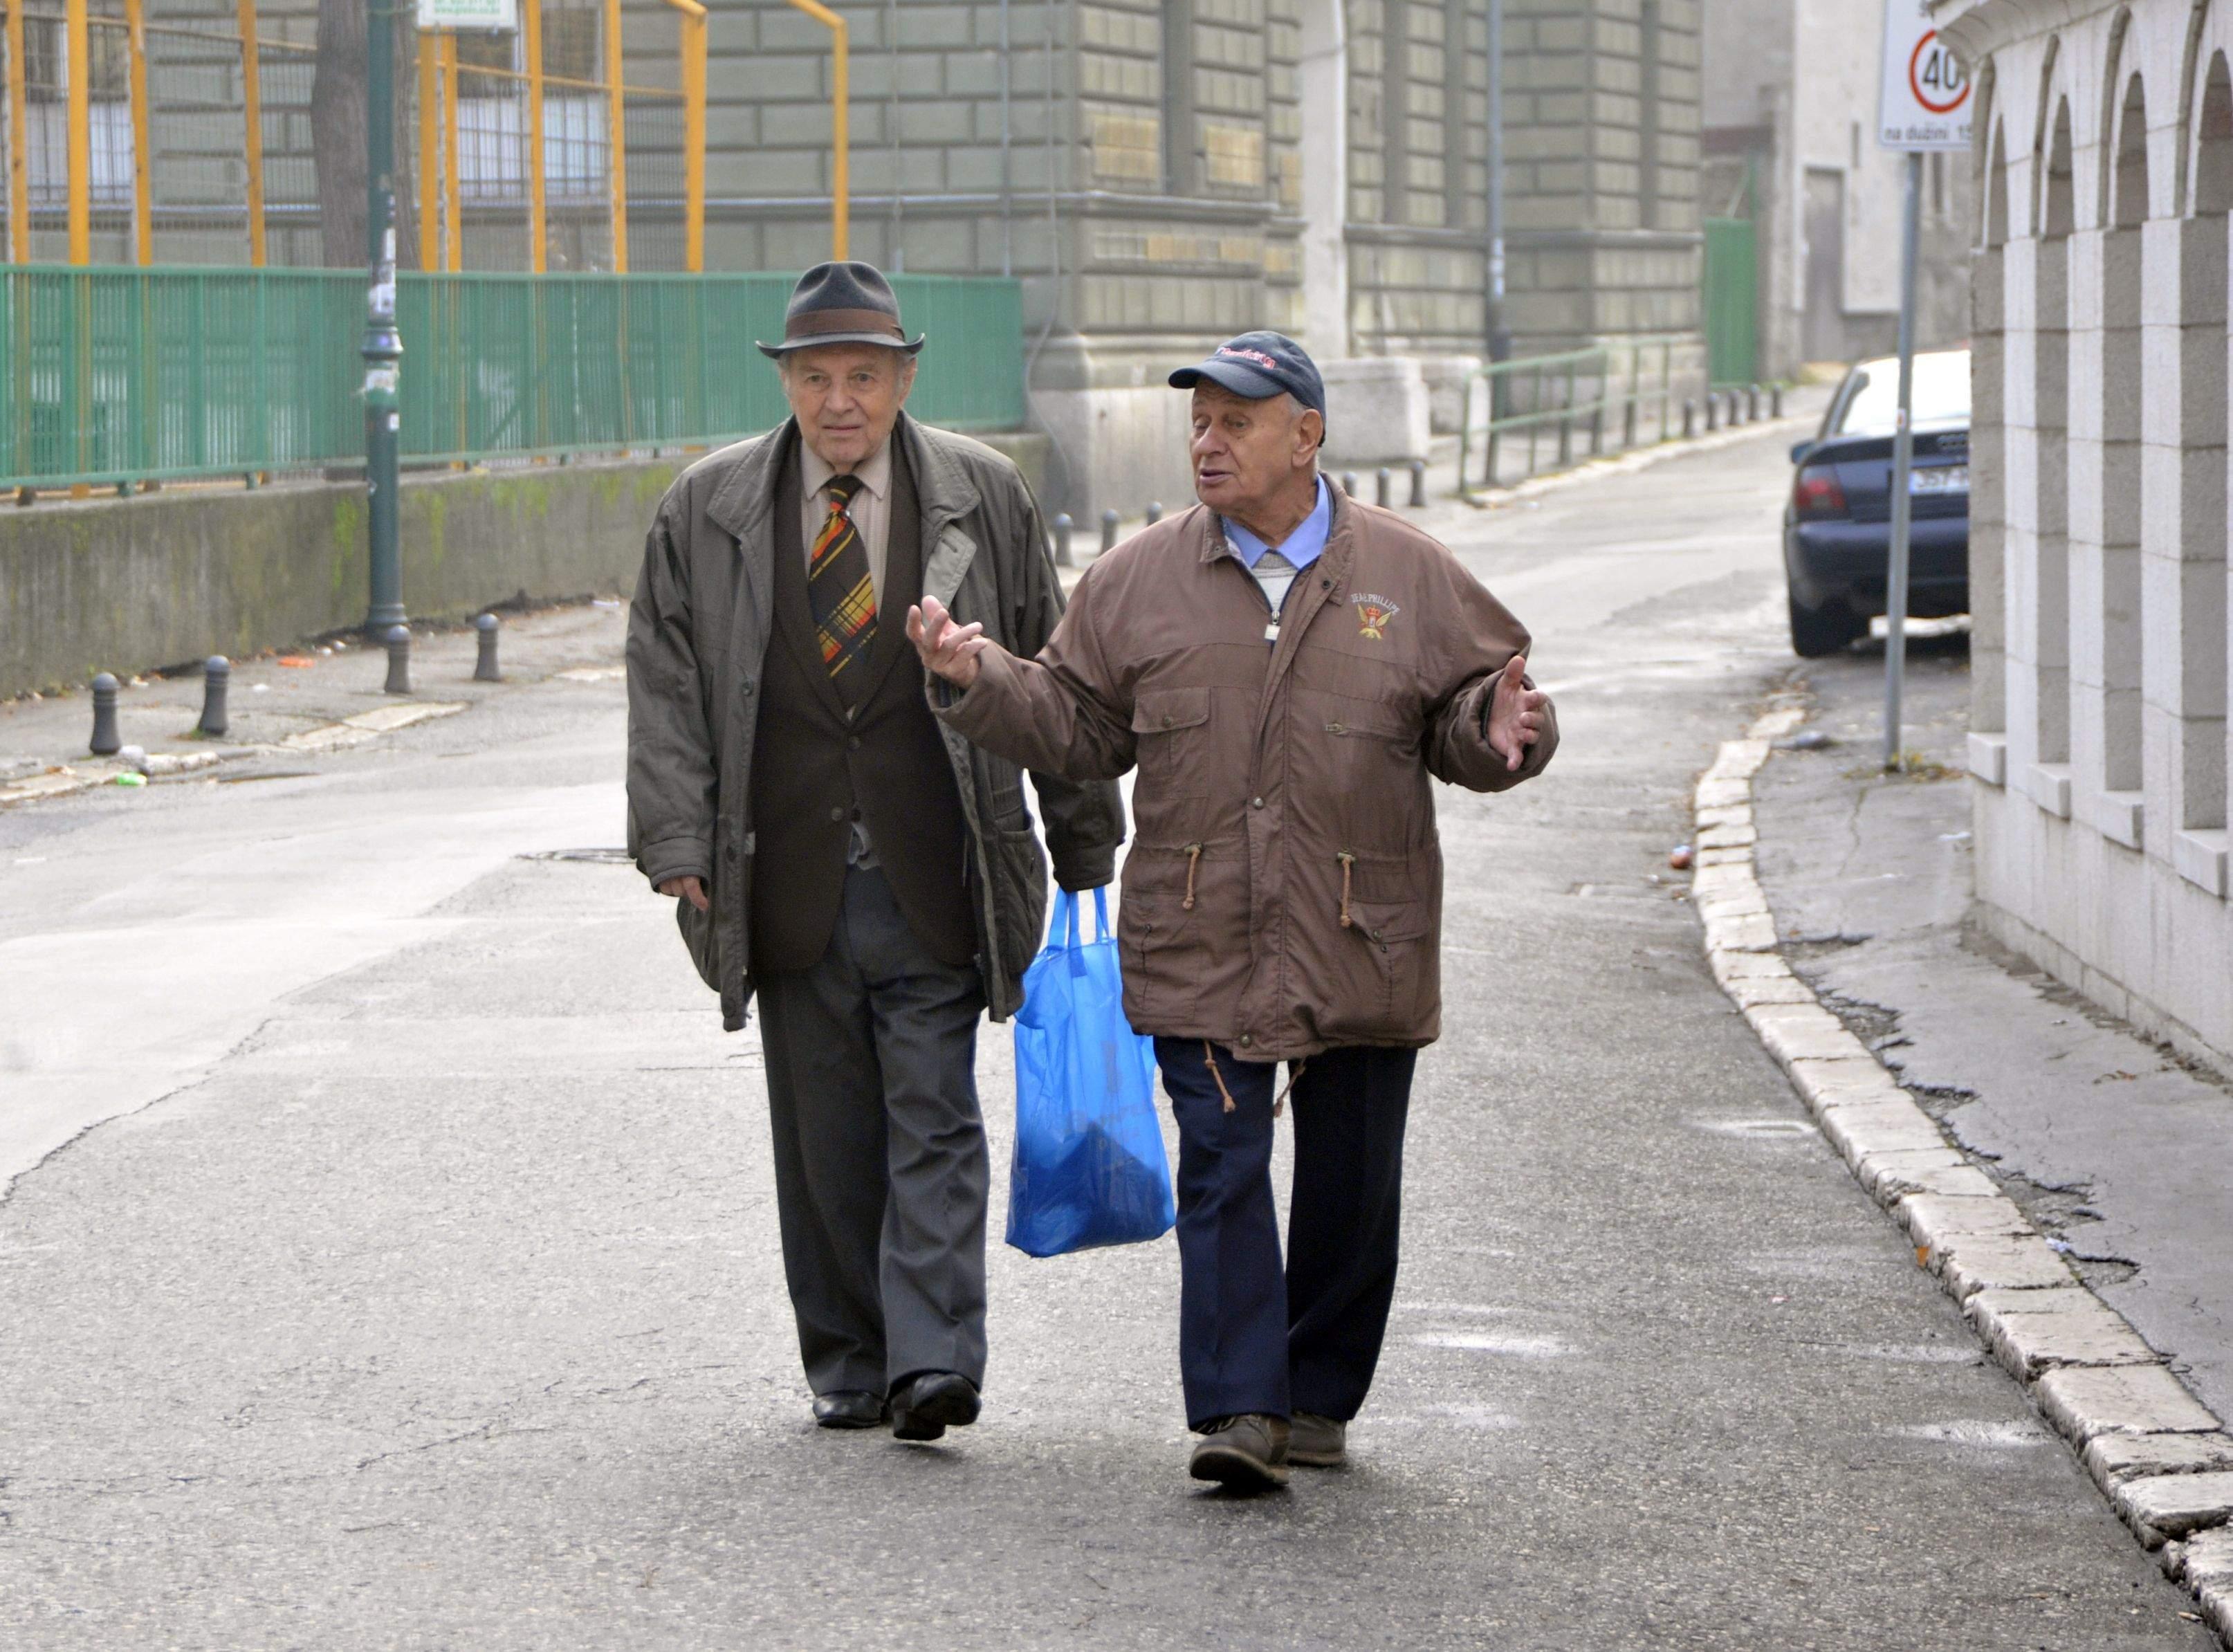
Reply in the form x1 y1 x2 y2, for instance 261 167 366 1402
24 17 134 208
454 12 607 203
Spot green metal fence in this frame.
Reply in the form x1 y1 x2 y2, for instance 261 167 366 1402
0 267 1027 493
1455 334 1699 493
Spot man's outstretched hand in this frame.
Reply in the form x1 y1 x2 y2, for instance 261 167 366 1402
1486 654 1547 773
906 596 989 690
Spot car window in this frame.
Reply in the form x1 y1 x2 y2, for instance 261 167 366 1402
1832 351 1971 436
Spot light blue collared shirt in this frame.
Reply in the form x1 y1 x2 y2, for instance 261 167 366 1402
1222 475 1332 637
1221 474 1332 573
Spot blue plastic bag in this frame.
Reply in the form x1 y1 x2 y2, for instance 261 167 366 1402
1007 887 1175 1258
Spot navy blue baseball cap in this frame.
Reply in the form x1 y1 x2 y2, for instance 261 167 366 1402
1168 330 1327 423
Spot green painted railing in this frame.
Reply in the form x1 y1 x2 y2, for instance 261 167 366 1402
1455 333 1702 493
0 267 1027 493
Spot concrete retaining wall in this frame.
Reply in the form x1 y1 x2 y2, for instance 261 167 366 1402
0 432 1049 699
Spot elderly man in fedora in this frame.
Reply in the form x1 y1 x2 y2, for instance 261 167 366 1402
908 329 1555 1489
627 261 1123 1441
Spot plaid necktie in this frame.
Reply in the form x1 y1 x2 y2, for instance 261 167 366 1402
809 473 876 699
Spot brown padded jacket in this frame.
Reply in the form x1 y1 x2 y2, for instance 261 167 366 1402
932 483 1556 1063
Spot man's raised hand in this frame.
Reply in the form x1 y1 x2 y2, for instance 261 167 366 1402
1486 654 1547 773
906 595 991 690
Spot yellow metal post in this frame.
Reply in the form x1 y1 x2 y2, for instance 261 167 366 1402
440 31 460 270
5 0 31 261
237 0 267 265
603 0 626 270
417 29 439 268
785 0 847 259
65 0 91 262
522 0 545 272
125 0 152 262
664 0 705 271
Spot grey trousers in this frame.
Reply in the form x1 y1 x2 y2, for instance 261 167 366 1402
754 864 990 1397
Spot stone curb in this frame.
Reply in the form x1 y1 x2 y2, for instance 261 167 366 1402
1696 704 2233 1640
0 701 467 809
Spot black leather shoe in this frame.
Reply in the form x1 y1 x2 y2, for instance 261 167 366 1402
890 1371 980 1442
812 1390 888 1430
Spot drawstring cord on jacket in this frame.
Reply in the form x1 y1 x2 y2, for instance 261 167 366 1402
1182 843 1202 911
1203 1043 1308 1117
1204 1040 1235 1111
1336 851 1355 928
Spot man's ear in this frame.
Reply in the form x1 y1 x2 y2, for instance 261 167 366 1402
898 356 920 403
1296 407 1325 466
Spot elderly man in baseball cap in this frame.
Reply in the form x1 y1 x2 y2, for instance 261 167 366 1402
909 329 1556 1490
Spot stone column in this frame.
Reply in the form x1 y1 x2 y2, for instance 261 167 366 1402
1298 0 1350 358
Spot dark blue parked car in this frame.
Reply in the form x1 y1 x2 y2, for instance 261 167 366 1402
1783 348 1970 657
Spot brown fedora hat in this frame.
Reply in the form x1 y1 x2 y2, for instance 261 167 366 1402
757 260 926 358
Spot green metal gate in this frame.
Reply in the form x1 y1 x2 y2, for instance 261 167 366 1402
1702 217 1758 388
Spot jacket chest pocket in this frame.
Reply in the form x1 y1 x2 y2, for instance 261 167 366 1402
1130 686 1215 841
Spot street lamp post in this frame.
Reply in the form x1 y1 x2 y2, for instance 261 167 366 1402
1484 0 1507 373
362 0 405 634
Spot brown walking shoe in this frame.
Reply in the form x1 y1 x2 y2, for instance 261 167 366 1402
1188 1413 1291 1489
1289 1411 1347 1467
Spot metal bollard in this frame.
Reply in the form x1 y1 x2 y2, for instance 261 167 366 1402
1052 512 1074 569
1771 383 1784 418
1101 508 1119 553
1375 467 1391 508
474 613 502 682
1704 394 1719 432
1747 383 1761 421
1622 398 1637 449
89 672 121 756
383 625 413 695
197 657 230 738
1682 398 1697 439
1341 470 1358 497
1145 500 1163 525
1408 458 1426 507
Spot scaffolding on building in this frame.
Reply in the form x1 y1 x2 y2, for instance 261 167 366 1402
0 0 710 271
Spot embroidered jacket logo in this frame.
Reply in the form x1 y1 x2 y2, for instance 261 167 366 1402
1352 594 1400 639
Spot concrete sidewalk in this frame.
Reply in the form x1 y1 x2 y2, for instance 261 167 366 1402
1 603 633 803
1746 632 2233 1619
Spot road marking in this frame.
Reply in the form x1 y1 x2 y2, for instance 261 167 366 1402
1409 1332 1572 1358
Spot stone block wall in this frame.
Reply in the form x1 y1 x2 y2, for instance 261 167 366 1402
1941 0 2233 1079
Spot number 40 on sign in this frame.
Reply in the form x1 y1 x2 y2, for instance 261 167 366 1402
1878 0 1972 153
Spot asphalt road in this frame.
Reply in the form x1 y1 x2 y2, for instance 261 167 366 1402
0 430 2215 1650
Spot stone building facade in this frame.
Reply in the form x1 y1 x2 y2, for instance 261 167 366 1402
3 0 1706 511
1702 0 1972 379
1938 0 2233 1077
704 0 1704 510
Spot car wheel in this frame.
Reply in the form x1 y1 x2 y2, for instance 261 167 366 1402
1788 593 1867 658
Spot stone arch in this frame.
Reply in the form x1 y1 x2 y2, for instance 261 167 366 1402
2196 48 2233 211
2177 0 2216 212
2113 71 2151 228
2031 35 2066 236
2100 8 2137 227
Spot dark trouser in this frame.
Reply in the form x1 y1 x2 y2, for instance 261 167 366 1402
1153 1038 1417 1431
755 865 989 1398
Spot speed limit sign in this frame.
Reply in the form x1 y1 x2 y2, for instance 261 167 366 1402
1879 0 1972 150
